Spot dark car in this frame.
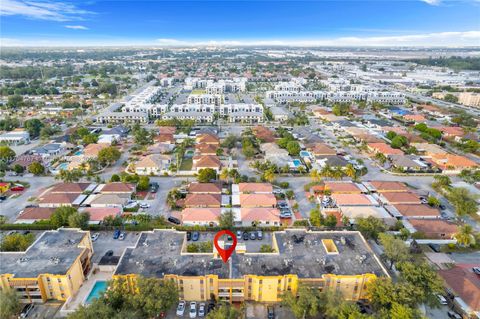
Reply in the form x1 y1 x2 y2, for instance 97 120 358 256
447 311 462 319
207 303 215 313
243 232 249 240
429 243 441 253
113 229 121 239
150 182 159 193
168 216 181 225
186 232 192 241
0 195 7 201
19 303 34 318
249 232 256 240
192 232 200 241
439 204 446 210
267 306 275 319
105 250 114 257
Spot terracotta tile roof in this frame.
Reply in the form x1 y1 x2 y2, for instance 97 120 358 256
369 181 409 192
182 208 221 223
158 126 176 135
84 143 109 157
136 154 170 168
184 194 221 207
17 207 55 220
240 193 276 207
368 142 404 155
101 183 135 193
155 133 175 143
382 127 407 135
332 194 377 206
193 155 222 169
39 192 80 204
431 154 478 170
196 143 218 155
324 182 361 194
196 133 220 145
310 143 336 156
252 126 276 143
439 126 465 137
241 208 281 222
438 266 480 312
381 192 420 204
394 204 440 217
403 114 426 123
238 183 273 193
188 182 222 194
83 207 121 221
409 219 458 238
49 183 91 193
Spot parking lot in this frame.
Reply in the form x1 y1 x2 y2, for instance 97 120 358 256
91 231 141 263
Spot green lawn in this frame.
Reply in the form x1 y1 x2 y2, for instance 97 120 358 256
179 158 193 171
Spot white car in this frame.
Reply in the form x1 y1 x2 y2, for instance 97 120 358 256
140 203 150 209
118 232 126 241
437 294 448 305
198 303 205 317
189 301 197 318
91 233 100 242
176 300 186 316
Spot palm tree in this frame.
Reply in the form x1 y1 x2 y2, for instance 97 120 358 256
310 169 322 182
228 169 240 182
262 169 276 183
321 164 334 180
344 164 356 180
331 167 344 181
220 168 230 183
454 225 476 247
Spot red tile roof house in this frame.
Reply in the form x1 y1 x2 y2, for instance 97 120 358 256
158 126 176 135
15 207 55 224
408 219 458 239
196 133 220 145
184 194 222 208
240 208 281 227
438 265 480 317
154 133 175 144
188 182 222 194
239 193 277 208
403 114 427 124
252 126 276 143
390 204 441 219
378 192 421 205
82 207 122 224
100 182 136 195
324 181 364 194
195 143 218 156
430 154 478 174
367 143 404 156
308 143 337 156
237 183 273 194
48 183 92 194
181 208 221 226
192 155 222 173
438 126 465 140
38 192 81 208
365 181 410 193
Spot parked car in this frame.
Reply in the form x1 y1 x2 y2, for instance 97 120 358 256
257 230 263 240
249 232 256 240
447 311 462 319
119 232 126 241
168 216 181 225
186 232 192 241
277 201 288 209
473 267 480 275
198 303 206 317
10 185 24 191
113 229 121 239
267 306 275 319
192 232 200 241
243 232 249 240
236 230 242 238
150 182 159 193
0 195 7 202
207 302 215 313
428 243 441 253
189 301 197 318
91 233 100 242
176 300 186 316
437 294 447 305
105 250 114 257
140 202 150 209
439 204 446 210
19 303 34 318
280 209 292 218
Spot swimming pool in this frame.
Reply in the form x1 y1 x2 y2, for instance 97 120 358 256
74 150 83 156
292 159 302 167
85 281 108 304
57 163 68 170
299 151 311 157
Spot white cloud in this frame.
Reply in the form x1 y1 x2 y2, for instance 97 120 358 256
421 0 442 5
65 25 88 30
0 0 93 21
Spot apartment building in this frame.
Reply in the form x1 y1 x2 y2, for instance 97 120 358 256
458 92 480 107
187 94 223 106
266 90 325 103
0 229 93 303
113 229 389 303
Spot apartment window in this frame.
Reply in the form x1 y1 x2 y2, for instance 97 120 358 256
259 280 263 285
46 278 50 282
200 280 204 285
209 278 213 285
61 293 65 299
57 279 62 283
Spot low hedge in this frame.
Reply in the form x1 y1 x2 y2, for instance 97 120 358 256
0 223 56 230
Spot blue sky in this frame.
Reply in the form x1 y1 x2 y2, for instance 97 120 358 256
1 0 479 46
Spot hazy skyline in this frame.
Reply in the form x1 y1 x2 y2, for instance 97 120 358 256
1 0 480 47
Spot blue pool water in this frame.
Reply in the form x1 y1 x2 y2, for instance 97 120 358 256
57 163 68 170
85 281 108 304
74 150 83 156
292 159 302 167
299 151 311 157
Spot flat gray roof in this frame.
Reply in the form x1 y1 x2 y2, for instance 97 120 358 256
114 229 387 279
0 229 88 278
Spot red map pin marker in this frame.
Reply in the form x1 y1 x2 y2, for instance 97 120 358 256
213 230 237 263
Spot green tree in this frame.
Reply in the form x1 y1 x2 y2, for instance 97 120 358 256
24 118 44 138
197 168 217 183
386 131 397 140
0 233 35 251
97 146 121 166
454 224 476 247
28 162 45 175
110 174 120 182
427 196 440 207
68 212 90 229
131 277 179 317
206 303 240 319
259 244 275 252
0 146 15 162
447 187 478 216
397 261 444 306
218 210 234 229
50 207 78 228
323 214 338 228
310 208 323 227
12 164 24 174
0 289 21 319
391 135 409 149
432 175 451 189
137 176 150 191
261 168 276 183
356 216 386 240
286 141 301 156
7 95 24 108
378 233 410 269
282 285 320 319
82 133 98 145
56 168 84 182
